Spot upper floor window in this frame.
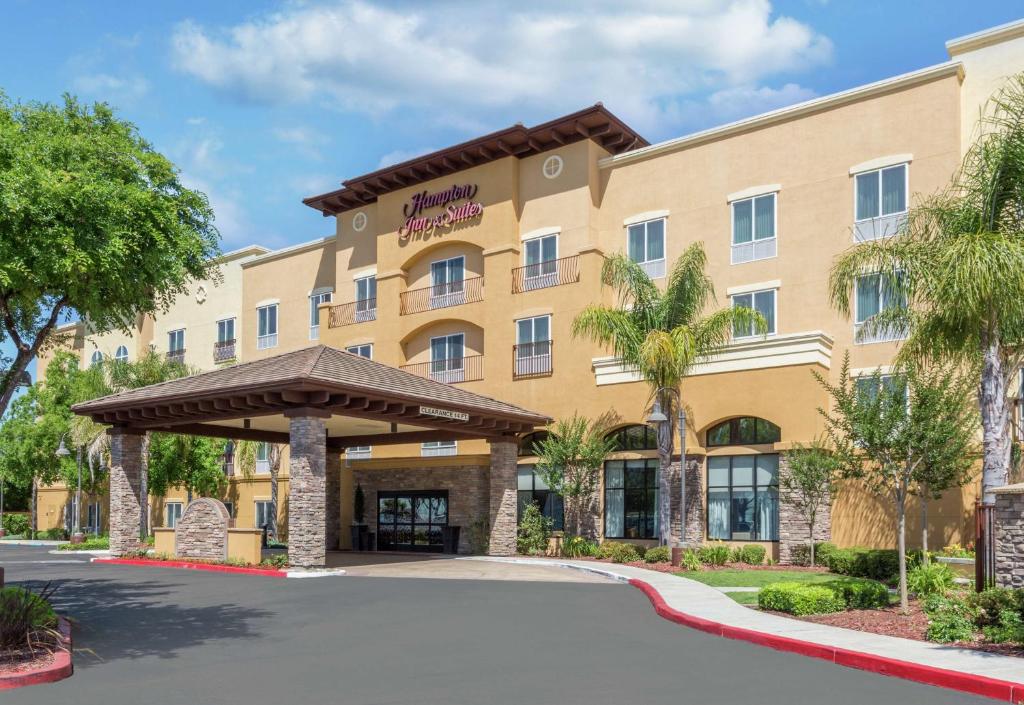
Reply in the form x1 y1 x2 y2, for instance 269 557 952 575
515 315 552 377
422 440 457 457
257 304 278 350
222 440 234 476
309 290 333 340
854 272 906 344
114 345 128 363
430 256 466 308
731 288 776 338
168 329 185 352
217 318 235 343
523 233 558 280
355 276 377 321
706 417 781 447
854 163 907 241
346 344 372 359
255 442 270 473
731 193 777 264
430 333 466 384
90 350 103 367
627 218 666 279
606 424 658 451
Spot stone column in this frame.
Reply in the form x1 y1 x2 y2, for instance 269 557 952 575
994 485 1024 589
108 427 146 557
325 447 342 552
488 439 518 556
286 410 329 568
778 453 832 565
683 455 705 546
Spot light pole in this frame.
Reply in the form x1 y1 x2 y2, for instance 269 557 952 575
55 435 83 544
647 387 687 548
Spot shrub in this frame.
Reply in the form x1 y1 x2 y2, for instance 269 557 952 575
0 583 59 651
58 536 109 551
968 588 1024 627
632 544 647 559
982 610 1024 644
938 543 974 559
260 554 289 569
516 504 552 555
907 562 955 596
680 549 702 572
643 546 671 564
790 541 836 567
823 578 890 609
922 592 978 643
43 527 68 541
758 582 845 616
736 544 766 565
697 542 730 566
2 513 29 537
599 541 641 563
825 547 917 582
560 535 598 558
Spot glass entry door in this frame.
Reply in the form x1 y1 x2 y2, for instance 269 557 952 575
377 490 448 552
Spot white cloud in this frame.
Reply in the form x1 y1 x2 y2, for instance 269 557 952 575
170 0 832 134
272 126 325 160
72 73 149 105
376 147 438 169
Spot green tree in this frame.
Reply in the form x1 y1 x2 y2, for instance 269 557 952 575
533 413 617 538
781 437 842 567
829 76 1024 504
815 355 976 611
0 92 220 419
236 441 283 538
572 245 764 544
148 433 227 503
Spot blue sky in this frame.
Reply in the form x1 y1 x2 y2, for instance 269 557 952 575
2 0 1022 382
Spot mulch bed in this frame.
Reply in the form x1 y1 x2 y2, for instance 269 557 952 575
0 648 56 677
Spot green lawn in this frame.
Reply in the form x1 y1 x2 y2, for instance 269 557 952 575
676 569 843 588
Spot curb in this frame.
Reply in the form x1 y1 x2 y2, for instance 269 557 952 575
0 616 73 690
92 557 285 578
629 579 1024 703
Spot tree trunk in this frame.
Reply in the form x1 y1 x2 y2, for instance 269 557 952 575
897 491 909 613
656 392 674 546
809 512 816 567
921 491 929 564
979 332 1011 503
30 477 37 539
139 434 150 539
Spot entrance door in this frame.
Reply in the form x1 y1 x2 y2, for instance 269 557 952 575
377 490 448 552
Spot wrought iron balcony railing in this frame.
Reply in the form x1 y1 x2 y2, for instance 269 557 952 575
400 277 483 315
400 355 484 384
166 349 186 364
511 255 580 293
213 339 236 363
513 341 553 379
328 298 377 328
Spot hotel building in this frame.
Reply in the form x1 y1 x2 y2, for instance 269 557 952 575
37 20 1024 559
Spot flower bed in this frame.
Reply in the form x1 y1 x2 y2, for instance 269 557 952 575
0 585 72 689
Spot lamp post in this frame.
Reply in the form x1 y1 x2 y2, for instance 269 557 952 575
55 435 83 544
647 387 687 548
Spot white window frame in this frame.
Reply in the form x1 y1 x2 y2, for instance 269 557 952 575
522 234 559 288
254 500 273 530
255 442 270 473
90 350 103 366
625 218 666 279
216 318 236 343
309 290 333 340
730 288 777 339
346 446 372 460
166 502 183 529
730 192 778 265
354 276 377 322
854 271 907 344
853 163 909 242
114 345 129 363
430 333 466 384
515 314 552 376
422 440 457 457
430 256 466 309
345 344 373 359
257 304 278 350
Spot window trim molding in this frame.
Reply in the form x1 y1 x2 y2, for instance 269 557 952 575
849 154 913 176
726 184 781 203
726 280 781 297
853 162 910 224
730 287 778 340
623 210 669 226
520 226 561 242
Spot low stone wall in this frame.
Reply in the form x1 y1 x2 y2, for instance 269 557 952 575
994 484 1024 589
175 498 230 562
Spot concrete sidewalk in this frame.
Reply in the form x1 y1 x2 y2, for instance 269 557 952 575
467 557 1024 699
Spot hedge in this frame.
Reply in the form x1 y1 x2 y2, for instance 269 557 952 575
758 577 889 615
824 547 922 582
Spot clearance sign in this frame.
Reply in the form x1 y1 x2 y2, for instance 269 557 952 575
398 183 483 240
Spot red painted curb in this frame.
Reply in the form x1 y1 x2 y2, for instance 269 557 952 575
628 578 1024 703
94 558 285 578
0 616 73 690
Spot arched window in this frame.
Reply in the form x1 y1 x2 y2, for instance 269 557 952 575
706 417 780 447
606 424 658 451
90 350 103 367
114 345 129 363
518 431 549 457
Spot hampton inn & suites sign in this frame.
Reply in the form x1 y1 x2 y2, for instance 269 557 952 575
398 183 483 239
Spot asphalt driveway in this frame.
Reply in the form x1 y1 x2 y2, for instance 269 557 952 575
0 545 993 705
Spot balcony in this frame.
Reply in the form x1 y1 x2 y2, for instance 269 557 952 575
166 349 186 364
513 341 553 379
256 334 278 350
328 298 377 328
512 255 579 293
213 339 236 363
854 212 907 242
731 237 777 265
400 355 484 384
400 277 483 315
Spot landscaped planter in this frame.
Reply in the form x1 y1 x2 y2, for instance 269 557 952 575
936 556 974 579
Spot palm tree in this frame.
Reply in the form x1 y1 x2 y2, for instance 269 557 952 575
573 245 765 544
830 75 1024 504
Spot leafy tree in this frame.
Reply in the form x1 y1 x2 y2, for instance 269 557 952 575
148 433 227 503
573 246 764 544
533 413 617 538
829 75 1024 504
0 92 220 419
781 437 842 567
816 355 976 611
236 441 283 538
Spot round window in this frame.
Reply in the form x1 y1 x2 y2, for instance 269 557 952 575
352 212 368 232
542 155 564 180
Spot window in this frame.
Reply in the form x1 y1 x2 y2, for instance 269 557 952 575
422 440 457 457
606 424 658 451
855 272 906 344
86 502 102 534
114 345 128 363
430 256 466 308
255 500 273 530
515 315 552 377
854 373 907 406
707 455 779 541
854 164 907 241
355 276 377 322
346 344 373 359
706 417 781 447
257 304 278 349
221 441 234 476
626 219 666 279
90 350 103 367
542 155 564 179
377 491 448 552
217 318 235 343
255 442 270 473
222 501 234 518
523 234 558 283
168 329 185 353
518 431 550 457
732 193 777 264
518 466 564 531
309 290 333 340
346 446 372 460
604 459 658 539
731 289 776 338
430 333 465 384
166 502 183 529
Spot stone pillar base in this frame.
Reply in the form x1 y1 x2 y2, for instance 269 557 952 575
287 412 328 568
108 427 146 557
487 440 517 556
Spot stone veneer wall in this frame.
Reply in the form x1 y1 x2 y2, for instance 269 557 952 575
287 414 327 568
994 486 1024 589
353 463 490 554
325 451 341 551
175 498 230 561
682 455 705 546
778 453 832 565
108 428 145 557
488 441 518 556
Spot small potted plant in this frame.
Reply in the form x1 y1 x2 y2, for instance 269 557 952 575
351 484 368 551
